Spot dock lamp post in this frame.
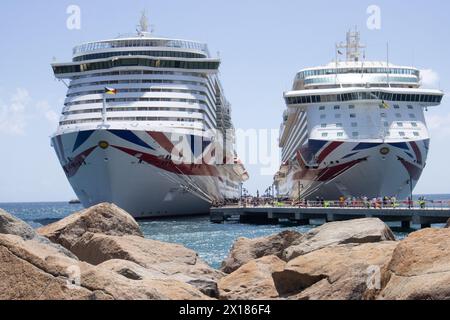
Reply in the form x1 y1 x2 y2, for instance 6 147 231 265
407 176 413 209
298 181 304 204
240 182 243 205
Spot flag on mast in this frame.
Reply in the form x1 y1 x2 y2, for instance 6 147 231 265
105 87 117 95
379 100 390 109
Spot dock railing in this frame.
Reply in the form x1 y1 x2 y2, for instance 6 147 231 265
228 200 450 211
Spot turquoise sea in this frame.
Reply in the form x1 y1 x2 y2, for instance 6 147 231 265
1 194 449 269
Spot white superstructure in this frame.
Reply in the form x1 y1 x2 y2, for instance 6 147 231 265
275 30 443 200
51 15 248 217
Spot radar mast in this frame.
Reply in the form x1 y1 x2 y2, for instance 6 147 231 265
137 11 150 35
337 27 366 62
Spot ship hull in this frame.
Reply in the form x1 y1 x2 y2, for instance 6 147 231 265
52 129 241 218
276 139 428 201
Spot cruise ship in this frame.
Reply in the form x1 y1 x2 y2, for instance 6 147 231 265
51 15 248 218
274 30 444 201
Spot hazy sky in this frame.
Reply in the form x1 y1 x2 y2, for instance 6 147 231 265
0 0 449 202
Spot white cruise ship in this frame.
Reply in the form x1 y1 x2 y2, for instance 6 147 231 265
51 15 248 218
274 30 444 201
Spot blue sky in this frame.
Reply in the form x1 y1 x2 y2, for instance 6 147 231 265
0 0 449 202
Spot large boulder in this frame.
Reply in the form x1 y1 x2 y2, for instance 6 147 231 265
221 230 303 274
68 232 223 297
0 208 210 300
283 218 395 261
273 242 397 300
218 256 285 300
379 228 450 300
37 203 143 250
0 208 36 240
0 234 208 300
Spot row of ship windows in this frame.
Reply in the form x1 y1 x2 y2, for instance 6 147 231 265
73 40 207 55
319 104 414 111
73 50 206 62
60 117 206 126
65 97 208 107
304 76 418 85
298 68 419 79
319 113 417 119
71 70 208 80
67 88 208 98
320 122 419 128
62 106 206 116
53 58 219 75
69 79 207 89
286 92 442 105
321 131 421 138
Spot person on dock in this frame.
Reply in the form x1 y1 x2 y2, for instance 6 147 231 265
419 197 426 209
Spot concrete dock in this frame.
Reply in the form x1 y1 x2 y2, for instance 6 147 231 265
210 205 450 229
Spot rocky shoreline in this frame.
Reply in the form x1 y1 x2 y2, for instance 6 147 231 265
1 203 450 300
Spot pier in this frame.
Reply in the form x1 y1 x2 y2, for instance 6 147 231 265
210 203 450 229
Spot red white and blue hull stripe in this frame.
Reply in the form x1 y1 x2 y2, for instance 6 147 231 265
52 129 244 218
277 139 428 200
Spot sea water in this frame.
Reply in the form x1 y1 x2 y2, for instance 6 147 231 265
1 195 449 269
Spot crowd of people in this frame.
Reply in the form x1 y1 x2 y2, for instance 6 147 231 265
212 195 434 209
